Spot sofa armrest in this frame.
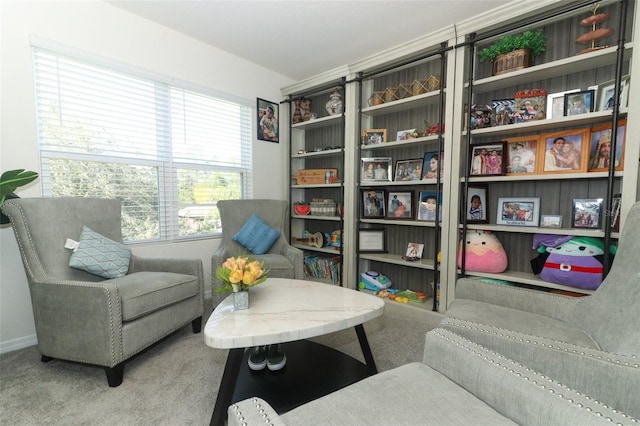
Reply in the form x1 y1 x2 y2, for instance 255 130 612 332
423 328 636 425
228 398 287 426
455 278 579 322
279 244 305 279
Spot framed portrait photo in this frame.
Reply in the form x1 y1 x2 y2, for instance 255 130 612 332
358 228 387 253
417 191 442 222
540 129 589 174
422 151 444 180
564 90 595 116
361 189 385 219
540 215 563 229
362 129 387 146
466 185 488 224
496 197 540 227
546 89 579 119
396 128 418 141
405 242 424 259
505 137 538 175
572 198 603 229
394 158 423 181
469 142 506 176
361 157 392 182
588 120 626 172
257 98 279 142
386 191 414 220
597 76 630 112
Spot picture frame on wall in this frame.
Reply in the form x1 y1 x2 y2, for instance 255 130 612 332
417 191 442 222
358 228 387 253
361 157 392 182
564 90 595 116
361 189 385 219
394 158 423 181
469 142 506 176
572 198 603 229
362 129 387 145
422 151 444 179
256 98 279 142
588 120 626 172
496 197 541 227
386 191 414 220
466 185 488 224
505 137 538 175
546 89 579 119
540 129 589 174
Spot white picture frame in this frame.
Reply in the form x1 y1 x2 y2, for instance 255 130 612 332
496 197 541 227
546 89 579 119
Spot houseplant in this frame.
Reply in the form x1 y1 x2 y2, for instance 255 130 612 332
0 169 39 224
478 29 547 75
215 255 269 310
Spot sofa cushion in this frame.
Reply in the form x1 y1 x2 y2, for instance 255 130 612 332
116 271 200 321
232 214 280 255
69 226 131 279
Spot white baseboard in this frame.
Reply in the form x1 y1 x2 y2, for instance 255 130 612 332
0 334 37 355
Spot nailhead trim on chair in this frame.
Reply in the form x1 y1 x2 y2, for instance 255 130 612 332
230 398 276 426
431 329 638 424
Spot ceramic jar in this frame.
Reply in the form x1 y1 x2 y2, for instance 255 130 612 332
325 88 343 115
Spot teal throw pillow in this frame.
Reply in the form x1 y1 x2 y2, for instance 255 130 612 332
232 214 280 255
69 226 131 279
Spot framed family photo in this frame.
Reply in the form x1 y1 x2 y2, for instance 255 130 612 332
496 197 540 227
541 215 563 228
469 142 506 176
466 185 488 224
257 98 279 142
422 151 444 179
394 158 423 181
386 191 414 220
564 90 595 116
362 129 387 145
572 198 603 229
361 157 392 182
417 191 442 222
588 120 626 172
505 137 538 175
361 189 385 219
541 129 589 174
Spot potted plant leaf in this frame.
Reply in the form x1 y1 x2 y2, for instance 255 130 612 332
478 29 547 75
0 169 39 224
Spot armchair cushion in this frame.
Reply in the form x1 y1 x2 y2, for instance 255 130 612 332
232 214 280 255
69 226 131 279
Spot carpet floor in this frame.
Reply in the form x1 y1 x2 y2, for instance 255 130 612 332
0 299 442 425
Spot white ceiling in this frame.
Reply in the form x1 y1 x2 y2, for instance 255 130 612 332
108 0 506 81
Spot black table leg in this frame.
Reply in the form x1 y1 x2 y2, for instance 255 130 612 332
210 348 244 426
354 324 377 376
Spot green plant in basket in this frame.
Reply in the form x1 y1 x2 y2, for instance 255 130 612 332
216 255 269 293
478 29 547 63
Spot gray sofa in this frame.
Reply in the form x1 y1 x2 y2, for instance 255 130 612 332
227 328 636 425
442 200 640 419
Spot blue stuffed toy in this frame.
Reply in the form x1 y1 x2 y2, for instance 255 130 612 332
531 234 616 290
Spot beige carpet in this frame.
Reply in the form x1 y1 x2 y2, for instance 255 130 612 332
0 300 442 425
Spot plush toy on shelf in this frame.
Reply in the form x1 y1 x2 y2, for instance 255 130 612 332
457 230 508 273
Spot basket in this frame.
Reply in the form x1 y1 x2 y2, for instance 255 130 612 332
383 87 399 103
368 91 385 106
396 83 412 99
311 199 337 216
411 79 428 95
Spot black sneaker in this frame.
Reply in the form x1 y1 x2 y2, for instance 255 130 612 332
248 346 267 371
266 344 286 371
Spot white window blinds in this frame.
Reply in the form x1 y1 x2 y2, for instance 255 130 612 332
32 44 252 241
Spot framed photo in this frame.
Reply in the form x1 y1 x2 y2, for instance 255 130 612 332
564 90 595 116
546 89 579 119
505 137 538 175
386 191 414 220
466 185 488 224
469 142 506 176
588 120 626 172
572 198 603 229
611 193 621 231
540 129 589 174
491 98 515 126
422 151 444 179
257 98 279 142
394 158 423 181
417 191 442 222
541 215 563 228
396 128 417 141
405 242 424 259
362 129 387 145
361 157 392 182
361 189 385 219
514 88 546 122
358 228 387 253
496 197 541 227
597 75 630 111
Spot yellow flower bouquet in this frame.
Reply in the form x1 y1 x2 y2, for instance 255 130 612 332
216 255 269 293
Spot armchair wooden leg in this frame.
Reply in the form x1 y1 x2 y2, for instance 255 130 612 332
105 363 125 387
192 316 202 333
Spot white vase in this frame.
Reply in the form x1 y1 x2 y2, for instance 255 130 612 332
325 88 343 115
233 291 249 311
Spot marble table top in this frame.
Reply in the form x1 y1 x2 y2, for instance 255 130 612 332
204 278 385 349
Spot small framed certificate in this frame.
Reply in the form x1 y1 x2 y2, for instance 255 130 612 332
358 228 387 253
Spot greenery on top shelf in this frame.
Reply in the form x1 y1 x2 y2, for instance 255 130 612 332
478 29 547 62
0 169 39 224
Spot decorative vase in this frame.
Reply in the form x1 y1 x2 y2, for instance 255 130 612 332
325 88 343 115
233 291 249 311
302 99 312 121
292 99 303 123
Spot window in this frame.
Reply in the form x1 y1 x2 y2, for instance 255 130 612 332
32 44 252 242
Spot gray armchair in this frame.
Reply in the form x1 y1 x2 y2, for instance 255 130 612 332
212 199 304 292
441 200 640 419
1 197 204 387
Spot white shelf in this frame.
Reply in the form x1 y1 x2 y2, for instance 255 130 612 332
291 183 342 189
360 134 440 150
292 214 341 221
360 179 440 187
464 223 607 237
461 270 595 295
465 171 623 183
359 252 436 270
291 114 342 130
293 243 341 255
361 90 442 116
292 148 342 158
361 218 438 227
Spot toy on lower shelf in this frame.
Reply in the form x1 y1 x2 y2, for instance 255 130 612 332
359 271 392 292
389 290 428 304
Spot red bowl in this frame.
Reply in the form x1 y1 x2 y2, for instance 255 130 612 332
294 205 311 215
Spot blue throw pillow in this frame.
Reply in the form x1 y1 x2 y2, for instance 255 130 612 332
232 214 280 255
69 226 131 279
